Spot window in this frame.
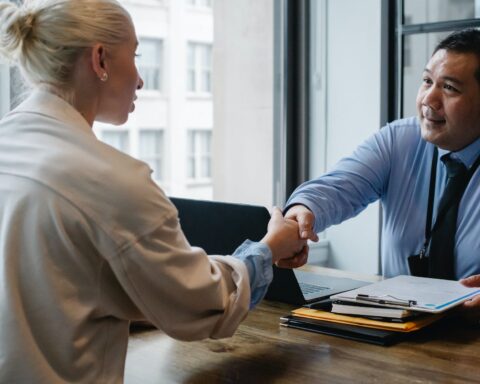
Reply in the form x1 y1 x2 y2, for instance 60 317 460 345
402 31 453 118
100 130 129 153
187 43 212 94
304 0 383 272
404 0 476 24
138 129 164 181
186 0 212 8
187 130 211 180
2 1 274 206
137 39 163 91
0 65 9 118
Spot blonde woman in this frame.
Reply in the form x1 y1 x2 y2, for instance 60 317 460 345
0 0 308 382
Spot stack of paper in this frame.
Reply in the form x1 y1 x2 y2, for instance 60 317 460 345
331 301 415 320
289 307 441 332
280 275 480 345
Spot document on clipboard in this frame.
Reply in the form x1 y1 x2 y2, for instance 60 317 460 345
330 275 480 314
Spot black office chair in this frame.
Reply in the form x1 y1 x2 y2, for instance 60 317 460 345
169 197 271 255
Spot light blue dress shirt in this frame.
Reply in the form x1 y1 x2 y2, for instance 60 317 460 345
287 116 480 279
232 240 273 308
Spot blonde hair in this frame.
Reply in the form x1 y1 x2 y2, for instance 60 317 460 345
0 0 132 92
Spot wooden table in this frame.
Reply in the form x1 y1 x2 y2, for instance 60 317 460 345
125 269 480 383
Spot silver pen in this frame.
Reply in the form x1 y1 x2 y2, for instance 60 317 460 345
356 294 417 307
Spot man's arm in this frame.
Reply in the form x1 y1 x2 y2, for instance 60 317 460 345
285 123 395 236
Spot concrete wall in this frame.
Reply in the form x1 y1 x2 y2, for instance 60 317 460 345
213 0 274 207
320 0 382 274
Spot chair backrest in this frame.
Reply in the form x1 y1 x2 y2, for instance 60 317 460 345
169 197 271 255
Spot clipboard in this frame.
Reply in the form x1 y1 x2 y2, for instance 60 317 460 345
330 275 480 314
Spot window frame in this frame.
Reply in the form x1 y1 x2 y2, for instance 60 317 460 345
186 128 212 183
273 0 310 205
138 128 165 182
186 42 213 96
99 128 131 153
137 38 164 93
186 0 213 9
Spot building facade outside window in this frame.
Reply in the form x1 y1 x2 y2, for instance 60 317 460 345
187 43 212 94
101 130 130 153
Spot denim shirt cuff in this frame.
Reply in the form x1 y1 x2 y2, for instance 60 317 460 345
232 239 273 309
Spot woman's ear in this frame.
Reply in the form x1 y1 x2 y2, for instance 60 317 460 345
90 43 108 81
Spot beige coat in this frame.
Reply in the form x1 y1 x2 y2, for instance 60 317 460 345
0 90 251 383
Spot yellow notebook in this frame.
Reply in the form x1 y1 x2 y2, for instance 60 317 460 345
291 308 444 332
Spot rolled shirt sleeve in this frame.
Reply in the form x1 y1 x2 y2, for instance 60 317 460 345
231 240 274 309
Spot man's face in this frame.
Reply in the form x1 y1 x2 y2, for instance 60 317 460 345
416 49 480 151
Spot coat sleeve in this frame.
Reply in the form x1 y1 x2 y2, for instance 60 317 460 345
106 210 251 341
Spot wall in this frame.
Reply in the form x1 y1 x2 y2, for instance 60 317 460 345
321 0 382 274
213 0 274 207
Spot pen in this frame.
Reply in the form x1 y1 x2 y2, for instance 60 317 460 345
356 294 417 307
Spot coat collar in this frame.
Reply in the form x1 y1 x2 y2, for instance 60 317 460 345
9 89 94 136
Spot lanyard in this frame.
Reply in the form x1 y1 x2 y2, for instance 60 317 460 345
419 146 480 258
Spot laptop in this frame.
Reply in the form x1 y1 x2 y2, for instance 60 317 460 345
169 197 368 306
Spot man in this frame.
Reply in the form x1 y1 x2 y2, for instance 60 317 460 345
284 28 480 315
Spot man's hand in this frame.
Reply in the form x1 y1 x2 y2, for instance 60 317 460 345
261 207 308 268
459 275 480 321
284 204 319 242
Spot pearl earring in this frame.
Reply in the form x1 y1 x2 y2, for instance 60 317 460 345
100 72 108 82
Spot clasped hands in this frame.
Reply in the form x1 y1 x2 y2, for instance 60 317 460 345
261 205 317 268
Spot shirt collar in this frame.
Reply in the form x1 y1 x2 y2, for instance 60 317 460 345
438 135 480 169
9 89 94 136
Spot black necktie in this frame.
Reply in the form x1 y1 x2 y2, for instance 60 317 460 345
428 155 468 280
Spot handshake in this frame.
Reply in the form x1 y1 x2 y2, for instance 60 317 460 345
261 205 318 268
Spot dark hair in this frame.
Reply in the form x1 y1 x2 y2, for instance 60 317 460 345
434 28 480 84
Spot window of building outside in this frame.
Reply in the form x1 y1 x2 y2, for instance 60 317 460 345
139 129 164 181
186 0 212 8
101 130 130 153
137 38 163 91
187 130 211 181
187 43 212 94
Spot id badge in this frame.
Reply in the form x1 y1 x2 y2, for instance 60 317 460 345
408 254 429 277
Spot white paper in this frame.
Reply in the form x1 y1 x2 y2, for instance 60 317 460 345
331 275 480 313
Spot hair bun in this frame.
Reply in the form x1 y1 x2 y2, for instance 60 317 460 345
0 2 35 61
22 10 36 34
